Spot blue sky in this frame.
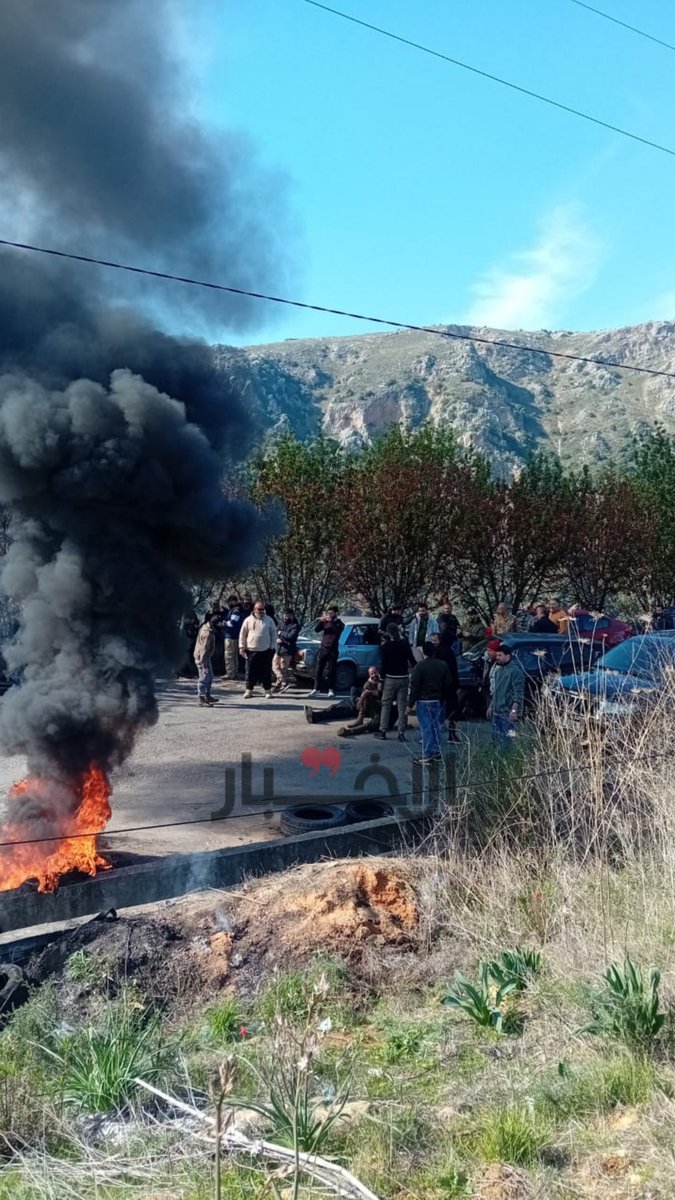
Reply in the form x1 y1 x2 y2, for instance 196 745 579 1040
181 0 675 343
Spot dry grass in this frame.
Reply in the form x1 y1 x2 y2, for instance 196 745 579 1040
6 668 675 1198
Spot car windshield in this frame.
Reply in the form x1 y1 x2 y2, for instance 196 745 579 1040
298 623 321 642
598 637 675 678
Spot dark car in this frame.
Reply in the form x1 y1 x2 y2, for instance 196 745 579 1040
458 634 601 717
550 634 675 722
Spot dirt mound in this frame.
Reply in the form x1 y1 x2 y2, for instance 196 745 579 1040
229 860 418 967
23 858 420 1006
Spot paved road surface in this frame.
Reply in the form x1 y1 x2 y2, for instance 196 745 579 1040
0 678 469 860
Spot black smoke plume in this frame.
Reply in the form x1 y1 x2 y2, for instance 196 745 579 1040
0 0 289 851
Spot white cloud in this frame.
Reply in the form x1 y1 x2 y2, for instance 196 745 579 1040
465 205 602 330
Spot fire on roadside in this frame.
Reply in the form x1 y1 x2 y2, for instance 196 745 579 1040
0 765 112 894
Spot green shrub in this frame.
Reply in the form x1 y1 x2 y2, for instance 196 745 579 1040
255 970 310 1024
583 956 666 1054
40 1002 178 1114
205 998 242 1043
443 963 521 1033
493 947 542 991
64 949 102 987
471 1103 552 1166
541 1056 663 1120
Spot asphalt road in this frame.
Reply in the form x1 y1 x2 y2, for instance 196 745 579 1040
0 678 470 861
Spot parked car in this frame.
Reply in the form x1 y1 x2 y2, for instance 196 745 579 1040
459 634 602 716
294 617 382 692
550 634 675 722
566 610 633 648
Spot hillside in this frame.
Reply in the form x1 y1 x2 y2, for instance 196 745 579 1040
215 320 675 470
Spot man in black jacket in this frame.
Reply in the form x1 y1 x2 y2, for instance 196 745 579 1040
379 604 405 635
430 632 460 743
273 608 300 692
408 641 454 764
308 606 345 698
529 605 558 634
375 623 415 741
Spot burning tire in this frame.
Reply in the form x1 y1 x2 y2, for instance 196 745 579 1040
279 804 347 836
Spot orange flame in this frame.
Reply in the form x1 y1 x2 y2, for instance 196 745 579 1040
0 765 112 893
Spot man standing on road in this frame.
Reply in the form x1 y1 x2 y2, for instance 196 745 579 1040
492 602 517 636
194 615 220 707
273 607 300 692
487 644 525 744
462 608 485 654
379 603 405 635
407 602 439 662
407 640 453 764
430 631 460 743
239 600 277 699
437 597 461 653
529 604 557 634
375 623 415 742
223 594 243 680
547 598 570 635
308 606 345 698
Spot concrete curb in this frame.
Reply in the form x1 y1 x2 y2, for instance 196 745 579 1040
0 813 429 935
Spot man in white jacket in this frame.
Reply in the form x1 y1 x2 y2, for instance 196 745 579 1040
406 602 439 663
239 600 277 699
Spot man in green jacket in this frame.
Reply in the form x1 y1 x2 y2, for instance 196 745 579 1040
487 644 525 743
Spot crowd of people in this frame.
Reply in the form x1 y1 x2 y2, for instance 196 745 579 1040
182 592 673 763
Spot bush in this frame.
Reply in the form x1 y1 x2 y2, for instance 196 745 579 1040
471 1103 552 1166
40 1002 178 1114
582 956 666 1054
443 963 522 1033
540 1056 662 1120
205 998 242 1043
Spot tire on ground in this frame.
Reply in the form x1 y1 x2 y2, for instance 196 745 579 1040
345 800 394 823
279 804 348 836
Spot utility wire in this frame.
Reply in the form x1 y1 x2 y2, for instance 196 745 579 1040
2 237 675 382
566 0 675 54
301 0 675 158
0 747 673 852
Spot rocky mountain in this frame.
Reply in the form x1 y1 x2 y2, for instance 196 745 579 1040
214 320 675 470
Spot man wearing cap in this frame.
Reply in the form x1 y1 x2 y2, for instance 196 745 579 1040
487 644 525 743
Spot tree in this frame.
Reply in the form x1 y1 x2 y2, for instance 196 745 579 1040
563 469 651 611
336 426 487 615
449 453 578 619
632 428 675 606
248 435 344 626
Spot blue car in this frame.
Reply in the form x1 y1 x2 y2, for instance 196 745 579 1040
551 634 675 721
294 617 382 692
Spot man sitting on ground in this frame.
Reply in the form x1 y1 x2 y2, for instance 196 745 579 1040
304 666 382 729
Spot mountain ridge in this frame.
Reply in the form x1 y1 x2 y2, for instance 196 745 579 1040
214 319 675 470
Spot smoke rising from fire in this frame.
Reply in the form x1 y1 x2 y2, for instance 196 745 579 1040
0 0 289 870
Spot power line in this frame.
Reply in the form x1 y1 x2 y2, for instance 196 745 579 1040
2 237 675 382
301 0 675 158
0 746 672 853
566 0 675 54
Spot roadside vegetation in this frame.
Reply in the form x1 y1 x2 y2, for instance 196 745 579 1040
3 676 675 1197
220 424 675 623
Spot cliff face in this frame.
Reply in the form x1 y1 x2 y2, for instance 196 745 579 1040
214 320 675 469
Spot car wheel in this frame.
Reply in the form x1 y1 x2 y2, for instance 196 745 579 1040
294 674 309 688
279 804 348 837
345 800 394 824
335 662 357 692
